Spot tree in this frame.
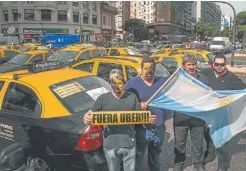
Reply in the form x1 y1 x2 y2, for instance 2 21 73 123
221 28 233 40
123 19 149 41
236 11 246 25
237 25 246 41
196 21 218 40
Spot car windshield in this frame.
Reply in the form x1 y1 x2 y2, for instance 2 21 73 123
156 63 170 77
211 41 224 45
8 54 32 65
47 50 79 62
50 76 111 114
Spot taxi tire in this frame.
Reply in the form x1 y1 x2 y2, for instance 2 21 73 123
26 152 57 171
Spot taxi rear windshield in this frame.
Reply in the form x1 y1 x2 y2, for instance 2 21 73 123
50 76 111 114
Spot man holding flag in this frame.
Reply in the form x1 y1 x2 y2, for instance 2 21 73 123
124 57 167 171
202 54 246 171
148 53 246 171
172 55 208 171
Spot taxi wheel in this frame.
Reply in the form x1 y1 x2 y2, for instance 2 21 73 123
27 155 56 171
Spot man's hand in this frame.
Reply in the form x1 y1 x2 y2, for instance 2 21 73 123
83 110 92 125
140 102 148 110
150 115 156 124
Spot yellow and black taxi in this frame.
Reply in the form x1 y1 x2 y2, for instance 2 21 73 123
0 51 53 73
169 49 215 66
106 47 143 57
0 61 110 171
18 45 50 52
48 47 107 63
0 44 22 50
0 48 22 62
71 56 170 81
64 43 97 49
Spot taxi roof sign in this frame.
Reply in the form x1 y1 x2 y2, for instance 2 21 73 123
28 61 62 73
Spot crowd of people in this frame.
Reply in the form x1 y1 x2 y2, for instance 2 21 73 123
83 53 246 171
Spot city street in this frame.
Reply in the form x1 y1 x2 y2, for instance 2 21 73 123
142 74 246 171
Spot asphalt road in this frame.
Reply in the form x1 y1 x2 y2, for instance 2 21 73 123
142 74 246 171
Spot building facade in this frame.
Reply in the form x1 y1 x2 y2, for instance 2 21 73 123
148 1 192 36
191 1 197 36
197 1 221 29
130 1 155 24
96 2 118 41
0 1 103 42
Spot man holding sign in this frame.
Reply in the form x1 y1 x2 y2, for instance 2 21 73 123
83 69 155 171
124 57 167 171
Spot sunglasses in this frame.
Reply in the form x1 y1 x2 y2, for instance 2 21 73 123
214 63 226 67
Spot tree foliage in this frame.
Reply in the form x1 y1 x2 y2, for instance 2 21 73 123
236 11 246 25
123 19 149 41
196 21 221 40
235 11 246 40
221 28 233 40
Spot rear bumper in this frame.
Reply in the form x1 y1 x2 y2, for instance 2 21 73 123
50 147 108 171
70 147 108 171
211 49 224 54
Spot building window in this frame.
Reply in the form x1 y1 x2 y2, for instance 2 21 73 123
3 10 8 22
72 1 79 7
57 1 67 5
102 15 106 24
41 10 51 21
27 1 34 4
12 9 18 21
73 11 79 23
83 13 89 24
92 2 97 12
24 9 34 20
92 15 97 25
83 2 89 9
58 10 67 22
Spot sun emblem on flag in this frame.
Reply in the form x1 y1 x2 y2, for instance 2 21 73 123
216 95 235 108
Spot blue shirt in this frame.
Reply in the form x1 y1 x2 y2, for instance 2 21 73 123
124 76 167 126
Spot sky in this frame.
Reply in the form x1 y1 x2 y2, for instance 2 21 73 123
217 1 246 17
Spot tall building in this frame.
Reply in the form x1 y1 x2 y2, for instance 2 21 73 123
149 1 193 36
115 1 130 31
0 1 106 42
221 15 231 31
197 1 221 29
97 2 118 41
115 1 123 32
191 1 197 36
130 1 155 24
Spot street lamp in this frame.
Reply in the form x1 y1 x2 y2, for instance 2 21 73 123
79 12 82 43
213 1 236 67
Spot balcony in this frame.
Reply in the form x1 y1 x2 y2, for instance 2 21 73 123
101 2 118 15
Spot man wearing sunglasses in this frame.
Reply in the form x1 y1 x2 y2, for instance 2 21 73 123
202 54 246 171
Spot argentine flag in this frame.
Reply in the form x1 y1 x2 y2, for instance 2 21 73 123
148 67 246 148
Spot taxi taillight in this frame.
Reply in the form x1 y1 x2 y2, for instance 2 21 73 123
76 125 103 151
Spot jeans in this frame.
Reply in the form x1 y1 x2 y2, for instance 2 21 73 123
135 125 165 171
103 146 136 171
173 126 205 171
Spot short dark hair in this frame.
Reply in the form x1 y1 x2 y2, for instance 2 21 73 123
182 54 197 66
214 54 226 63
141 57 156 69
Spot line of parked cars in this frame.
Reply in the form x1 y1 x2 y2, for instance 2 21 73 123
0 41 216 171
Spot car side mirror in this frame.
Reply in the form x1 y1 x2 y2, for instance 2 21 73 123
0 143 26 171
